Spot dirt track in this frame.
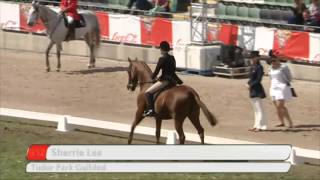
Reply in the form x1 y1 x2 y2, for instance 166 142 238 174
0 48 319 149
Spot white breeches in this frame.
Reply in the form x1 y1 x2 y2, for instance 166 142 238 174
250 98 267 130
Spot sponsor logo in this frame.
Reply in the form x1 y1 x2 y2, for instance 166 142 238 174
258 48 269 56
21 4 31 19
207 23 222 41
111 32 138 43
141 17 154 35
0 20 17 29
312 53 320 62
275 30 291 49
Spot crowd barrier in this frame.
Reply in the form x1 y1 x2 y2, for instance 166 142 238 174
0 1 319 63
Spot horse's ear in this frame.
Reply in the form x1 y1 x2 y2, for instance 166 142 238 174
32 1 39 8
128 58 131 63
32 0 39 5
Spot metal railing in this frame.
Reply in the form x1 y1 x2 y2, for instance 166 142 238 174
1 0 189 19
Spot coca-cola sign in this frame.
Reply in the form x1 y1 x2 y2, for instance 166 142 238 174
0 20 17 29
312 53 320 62
111 32 139 43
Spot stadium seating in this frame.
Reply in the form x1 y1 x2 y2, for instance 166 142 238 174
248 7 260 20
226 5 237 18
216 3 227 18
237 6 249 21
98 0 190 13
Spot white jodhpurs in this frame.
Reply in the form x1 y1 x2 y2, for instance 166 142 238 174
250 97 267 130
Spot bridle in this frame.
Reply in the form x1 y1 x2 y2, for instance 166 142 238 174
127 71 154 89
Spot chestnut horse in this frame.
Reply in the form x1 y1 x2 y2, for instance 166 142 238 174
126 58 218 144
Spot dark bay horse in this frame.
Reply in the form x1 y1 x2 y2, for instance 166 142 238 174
126 58 218 144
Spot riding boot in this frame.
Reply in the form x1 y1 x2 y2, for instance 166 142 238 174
143 92 155 117
66 23 75 41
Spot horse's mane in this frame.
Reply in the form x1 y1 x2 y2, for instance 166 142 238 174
38 3 57 15
134 61 152 76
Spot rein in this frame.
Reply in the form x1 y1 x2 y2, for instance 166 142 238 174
138 81 155 85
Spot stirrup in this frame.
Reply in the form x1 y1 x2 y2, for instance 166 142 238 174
143 109 155 117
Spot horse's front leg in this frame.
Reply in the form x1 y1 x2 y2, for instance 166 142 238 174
45 41 54 72
128 108 145 144
56 44 62 72
85 35 94 69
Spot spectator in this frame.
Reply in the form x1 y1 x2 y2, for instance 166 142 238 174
150 0 170 13
127 0 153 11
288 0 307 25
309 0 320 19
304 0 320 31
247 51 267 132
303 10 320 31
267 54 294 128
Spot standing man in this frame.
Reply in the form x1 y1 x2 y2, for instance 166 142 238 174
60 0 80 40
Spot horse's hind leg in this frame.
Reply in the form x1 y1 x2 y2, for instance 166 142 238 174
85 34 94 69
128 108 145 144
45 41 54 72
188 107 205 144
90 44 96 68
155 117 162 144
56 44 62 72
174 119 185 144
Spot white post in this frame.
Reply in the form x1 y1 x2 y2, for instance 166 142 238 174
286 148 300 165
56 115 74 132
166 131 177 144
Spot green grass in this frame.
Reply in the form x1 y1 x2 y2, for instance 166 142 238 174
0 116 319 180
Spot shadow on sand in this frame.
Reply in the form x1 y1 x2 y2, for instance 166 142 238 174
65 66 128 75
262 124 320 133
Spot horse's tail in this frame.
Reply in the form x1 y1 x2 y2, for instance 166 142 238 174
191 90 217 126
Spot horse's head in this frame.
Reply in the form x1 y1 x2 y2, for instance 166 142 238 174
127 58 139 91
27 1 40 26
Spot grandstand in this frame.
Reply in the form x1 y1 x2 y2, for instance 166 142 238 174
4 0 318 31
1 0 319 63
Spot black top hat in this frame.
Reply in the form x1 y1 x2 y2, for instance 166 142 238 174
160 41 170 52
249 51 260 58
268 50 276 58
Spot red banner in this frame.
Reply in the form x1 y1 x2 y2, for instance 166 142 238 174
141 17 172 46
218 24 238 45
273 31 310 60
95 11 109 40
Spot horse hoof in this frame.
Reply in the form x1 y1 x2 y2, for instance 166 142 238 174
46 68 50 72
56 69 60 72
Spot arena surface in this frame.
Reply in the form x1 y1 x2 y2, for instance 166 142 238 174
0 48 319 150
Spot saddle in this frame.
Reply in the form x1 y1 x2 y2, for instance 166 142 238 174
152 83 176 102
63 14 86 28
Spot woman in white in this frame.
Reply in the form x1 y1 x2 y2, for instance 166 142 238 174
269 58 294 128
247 52 267 132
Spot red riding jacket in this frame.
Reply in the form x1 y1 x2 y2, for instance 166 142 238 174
60 0 80 20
